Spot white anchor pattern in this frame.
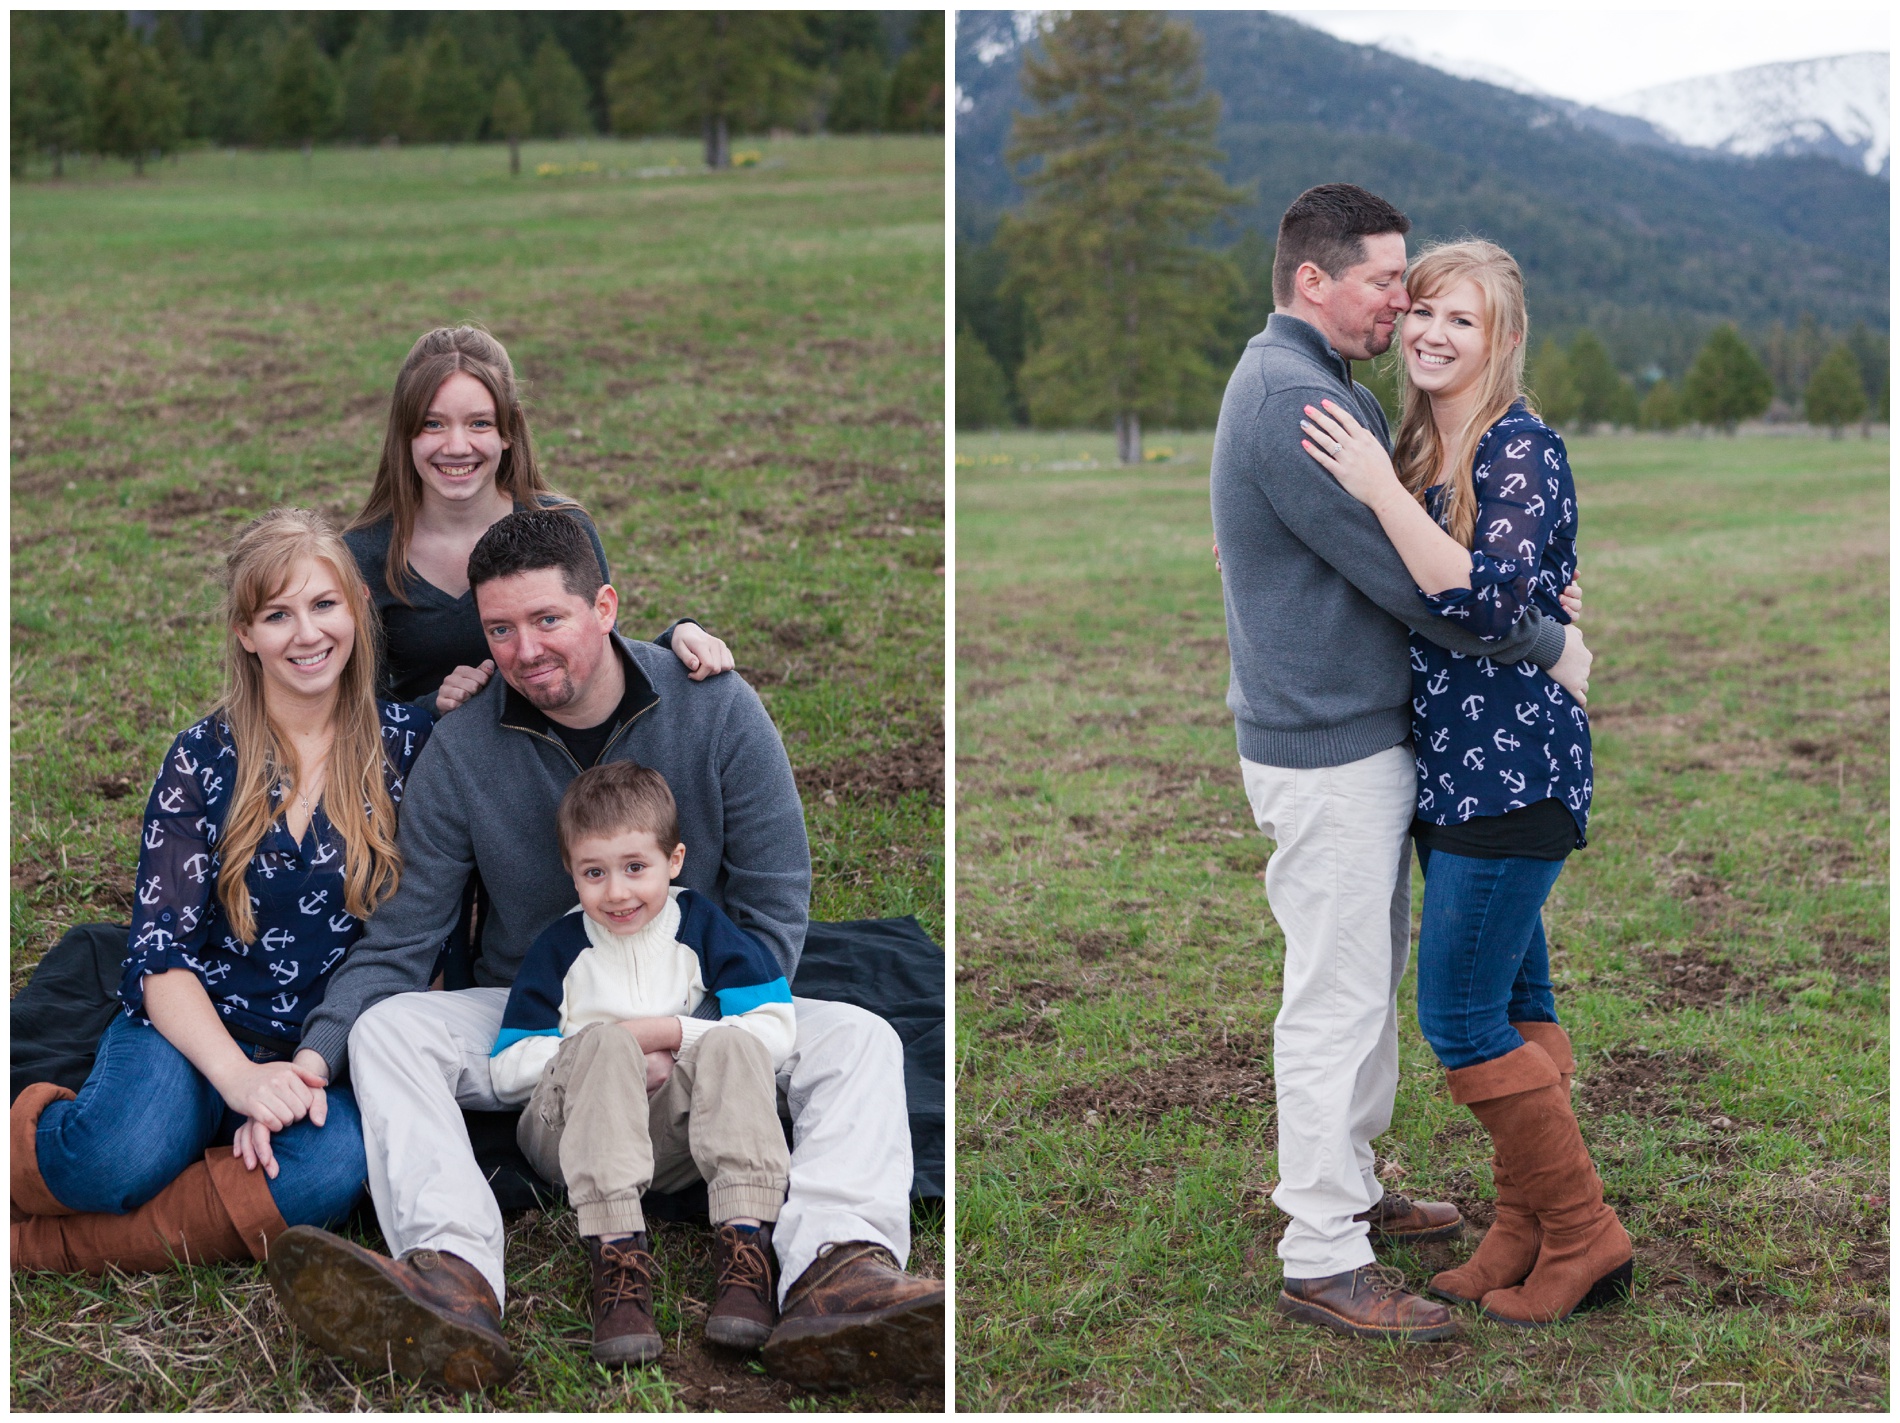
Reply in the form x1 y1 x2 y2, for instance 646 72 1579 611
119 702 431 1046
1410 403 1591 842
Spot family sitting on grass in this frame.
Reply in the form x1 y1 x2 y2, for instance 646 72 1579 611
10 326 942 1392
1212 185 1630 1341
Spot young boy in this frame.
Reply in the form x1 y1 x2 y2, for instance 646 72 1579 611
490 761 795 1365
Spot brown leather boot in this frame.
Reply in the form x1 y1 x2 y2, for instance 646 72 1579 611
1277 1263 1459 1341
10 1083 77 1216
1457 1042 1632 1326
267 1225 516 1390
585 1234 663 1366
706 1222 778 1350
1356 1192 1463 1244
10 1147 284 1273
1429 1022 1576 1305
761 1241 944 1389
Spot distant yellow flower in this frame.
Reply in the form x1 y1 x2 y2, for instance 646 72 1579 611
733 150 762 168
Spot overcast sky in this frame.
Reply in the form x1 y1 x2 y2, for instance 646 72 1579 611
1283 7 1891 103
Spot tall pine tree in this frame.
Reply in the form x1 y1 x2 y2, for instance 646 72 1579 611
1684 325 1773 434
1804 344 1867 437
1000 13 1243 463
605 13 814 168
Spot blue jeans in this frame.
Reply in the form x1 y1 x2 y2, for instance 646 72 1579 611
1415 846 1563 1070
35 1013 367 1228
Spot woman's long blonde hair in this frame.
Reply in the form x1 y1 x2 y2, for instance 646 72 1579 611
1390 240 1532 548
215 508 403 943
348 324 573 602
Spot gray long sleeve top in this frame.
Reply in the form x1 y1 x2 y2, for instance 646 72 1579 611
1210 314 1567 769
297 633 811 1077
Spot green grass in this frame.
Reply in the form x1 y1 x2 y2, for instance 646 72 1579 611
954 429 1888 1411
10 135 943 1412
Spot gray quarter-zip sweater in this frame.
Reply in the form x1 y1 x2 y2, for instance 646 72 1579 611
1210 313 1566 769
298 632 810 1077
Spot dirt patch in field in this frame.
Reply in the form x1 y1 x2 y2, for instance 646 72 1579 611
795 724 943 805
1051 1034 1275 1129
1574 1045 1718 1118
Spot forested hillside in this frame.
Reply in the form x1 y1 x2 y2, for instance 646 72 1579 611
958 11 1887 383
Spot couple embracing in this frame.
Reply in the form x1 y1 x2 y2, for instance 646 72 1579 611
11 326 941 1391
1213 184 1631 1340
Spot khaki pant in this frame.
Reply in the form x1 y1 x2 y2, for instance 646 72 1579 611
1241 745 1416 1279
517 1022 790 1238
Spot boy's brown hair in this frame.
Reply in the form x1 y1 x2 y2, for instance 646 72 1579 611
557 761 681 865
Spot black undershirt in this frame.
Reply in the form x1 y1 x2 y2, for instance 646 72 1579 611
550 654 646 769
1412 796 1581 861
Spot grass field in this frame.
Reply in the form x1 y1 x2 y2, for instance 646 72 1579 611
10 135 943 1412
954 429 1888 1411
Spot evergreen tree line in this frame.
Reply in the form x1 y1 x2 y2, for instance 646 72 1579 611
957 12 1886 447
12 11 943 176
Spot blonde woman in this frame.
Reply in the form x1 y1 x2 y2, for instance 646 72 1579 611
12 510 426 1272
1298 240 1630 1326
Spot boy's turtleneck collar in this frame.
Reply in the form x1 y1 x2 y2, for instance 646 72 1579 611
576 885 683 950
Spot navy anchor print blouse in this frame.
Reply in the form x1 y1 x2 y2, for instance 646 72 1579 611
1411 402 1592 843
119 701 432 1048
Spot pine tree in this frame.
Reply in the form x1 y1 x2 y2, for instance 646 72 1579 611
89 27 184 175
1566 331 1634 432
1000 12 1244 463
1638 377 1686 431
1683 325 1773 434
1843 322 1889 431
11 16 92 178
527 37 593 138
827 48 889 133
606 13 815 169
492 74 530 175
957 324 1014 430
1528 338 1580 429
885 11 943 133
1804 344 1868 438
266 27 338 158
412 30 484 145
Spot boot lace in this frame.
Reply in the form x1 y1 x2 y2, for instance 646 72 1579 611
1357 1263 1413 1301
597 1241 653 1310
718 1227 772 1299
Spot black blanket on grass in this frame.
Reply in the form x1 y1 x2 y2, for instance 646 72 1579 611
11 917 944 1214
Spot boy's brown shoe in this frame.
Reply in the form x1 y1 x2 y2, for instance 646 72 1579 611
266 1226 516 1391
586 1233 663 1366
1356 1192 1465 1245
1277 1263 1460 1341
706 1222 779 1349
761 1241 944 1389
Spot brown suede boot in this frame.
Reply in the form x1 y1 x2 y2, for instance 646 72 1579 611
10 1147 284 1273
10 1083 77 1217
762 1241 944 1389
1456 1042 1632 1326
1429 1022 1575 1305
706 1222 778 1350
267 1225 516 1390
585 1234 663 1366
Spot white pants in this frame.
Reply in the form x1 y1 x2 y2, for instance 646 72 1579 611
349 988 914 1308
1242 746 1415 1280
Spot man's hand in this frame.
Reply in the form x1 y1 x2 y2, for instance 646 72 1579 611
1548 623 1592 707
1560 575 1582 622
435 660 495 714
644 1049 676 1096
670 623 734 681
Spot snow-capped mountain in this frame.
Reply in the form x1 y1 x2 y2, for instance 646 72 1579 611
1598 53 1889 178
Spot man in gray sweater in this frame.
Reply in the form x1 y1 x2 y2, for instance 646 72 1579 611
267 512 940 1391
1210 185 1589 1341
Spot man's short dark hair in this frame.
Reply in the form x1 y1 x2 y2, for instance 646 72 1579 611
1271 184 1412 307
467 509 602 601
558 760 682 864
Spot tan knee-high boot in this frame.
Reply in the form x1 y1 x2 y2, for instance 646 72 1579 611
1428 1023 1575 1304
1454 1042 1630 1326
10 1148 287 1275
11 1083 79 1217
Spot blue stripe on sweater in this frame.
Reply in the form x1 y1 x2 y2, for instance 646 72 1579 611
714 977 793 1016
492 1025 561 1057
